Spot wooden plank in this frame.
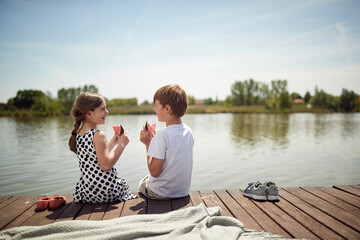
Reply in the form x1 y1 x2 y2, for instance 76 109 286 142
275 193 342 240
199 190 233 217
350 185 360 190
171 195 192 211
102 201 125 220
88 203 108 220
2 203 38 230
334 185 360 197
147 199 172 214
22 199 72 226
0 196 39 229
189 190 203 206
54 202 84 222
286 187 360 232
316 186 360 208
227 189 291 238
252 197 318 239
302 187 360 217
281 188 359 239
75 203 95 220
0 196 21 211
121 193 147 216
0 196 13 205
214 190 262 232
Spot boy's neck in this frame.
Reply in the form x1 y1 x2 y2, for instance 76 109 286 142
165 116 182 127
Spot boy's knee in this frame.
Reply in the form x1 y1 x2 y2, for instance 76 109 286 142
139 175 148 195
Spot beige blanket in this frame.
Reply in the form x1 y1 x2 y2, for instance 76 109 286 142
0 203 288 240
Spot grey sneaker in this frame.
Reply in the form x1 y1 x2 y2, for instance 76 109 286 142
243 181 267 201
265 181 279 201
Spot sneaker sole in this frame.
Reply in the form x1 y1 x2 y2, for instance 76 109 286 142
267 195 279 201
243 192 267 201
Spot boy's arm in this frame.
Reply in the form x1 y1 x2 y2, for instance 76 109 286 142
147 156 164 178
140 127 163 177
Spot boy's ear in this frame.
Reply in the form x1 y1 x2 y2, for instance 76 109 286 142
165 104 172 114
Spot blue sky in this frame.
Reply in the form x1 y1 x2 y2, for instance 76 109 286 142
1 0 359 103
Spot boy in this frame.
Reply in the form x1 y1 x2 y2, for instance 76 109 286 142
139 84 194 199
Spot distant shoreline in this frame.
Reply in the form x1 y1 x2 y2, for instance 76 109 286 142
0 104 347 117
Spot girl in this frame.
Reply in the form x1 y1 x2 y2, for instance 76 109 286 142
69 92 137 203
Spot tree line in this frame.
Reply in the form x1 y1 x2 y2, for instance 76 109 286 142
0 85 140 116
0 80 359 116
192 79 359 112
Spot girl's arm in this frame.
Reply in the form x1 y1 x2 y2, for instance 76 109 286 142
94 131 129 172
107 134 118 152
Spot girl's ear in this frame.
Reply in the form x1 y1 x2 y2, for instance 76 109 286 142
85 111 92 119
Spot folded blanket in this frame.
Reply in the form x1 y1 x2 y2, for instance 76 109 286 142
0 203 287 240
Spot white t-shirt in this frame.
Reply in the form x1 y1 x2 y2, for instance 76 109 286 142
147 123 194 198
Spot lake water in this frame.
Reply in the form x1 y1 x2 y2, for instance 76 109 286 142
0 113 359 196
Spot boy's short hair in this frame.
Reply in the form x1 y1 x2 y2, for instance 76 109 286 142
154 84 188 117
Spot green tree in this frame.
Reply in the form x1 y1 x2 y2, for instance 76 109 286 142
304 91 311 103
311 89 339 111
57 85 98 114
141 100 150 105
187 95 195 105
279 91 292 109
290 92 302 100
340 88 359 112
244 79 257 105
204 98 214 105
258 82 271 105
106 98 138 107
13 90 45 109
270 80 292 110
231 81 245 106
31 94 63 115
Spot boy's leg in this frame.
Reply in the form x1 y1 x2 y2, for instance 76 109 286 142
139 175 149 196
138 175 170 200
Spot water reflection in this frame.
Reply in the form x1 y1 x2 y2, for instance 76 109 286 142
231 114 290 149
0 113 359 196
340 114 360 139
313 114 332 142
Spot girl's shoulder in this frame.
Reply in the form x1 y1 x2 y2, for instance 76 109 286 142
93 130 106 141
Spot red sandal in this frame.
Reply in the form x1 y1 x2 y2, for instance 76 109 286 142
36 196 52 211
49 195 66 210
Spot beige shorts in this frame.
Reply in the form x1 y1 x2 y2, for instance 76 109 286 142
139 175 170 200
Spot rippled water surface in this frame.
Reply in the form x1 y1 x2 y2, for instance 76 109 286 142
0 113 359 196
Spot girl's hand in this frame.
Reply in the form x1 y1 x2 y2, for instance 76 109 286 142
107 133 119 152
109 133 119 145
118 132 130 148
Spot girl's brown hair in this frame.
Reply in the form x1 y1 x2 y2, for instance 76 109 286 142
69 92 104 154
153 84 188 117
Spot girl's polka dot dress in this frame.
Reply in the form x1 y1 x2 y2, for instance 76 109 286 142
73 129 137 203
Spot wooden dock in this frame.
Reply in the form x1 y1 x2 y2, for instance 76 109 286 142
1 185 359 239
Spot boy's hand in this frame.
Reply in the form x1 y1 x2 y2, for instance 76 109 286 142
140 125 154 146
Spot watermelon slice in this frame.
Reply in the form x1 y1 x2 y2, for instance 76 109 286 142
112 125 124 136
145 121 156 134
